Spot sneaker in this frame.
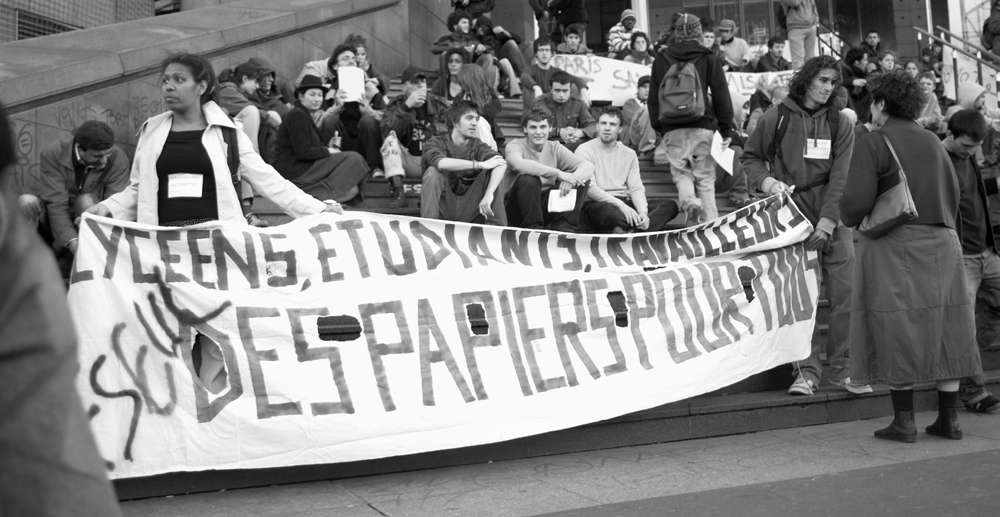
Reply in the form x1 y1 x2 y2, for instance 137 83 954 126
245 213 269 227
372 167 385 178
830 377 873 395
965 394 1000 413
788 374 815 396
685 206 706 225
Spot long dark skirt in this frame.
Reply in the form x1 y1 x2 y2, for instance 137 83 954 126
292 151 368 202
849 224 982 384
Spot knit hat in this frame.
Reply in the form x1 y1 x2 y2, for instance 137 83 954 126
673 13 703 42
637 75 651 88
73 120 115 151
621 9 637 23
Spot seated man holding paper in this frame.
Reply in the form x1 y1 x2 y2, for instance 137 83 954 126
577 107 679 233
297 43 386 175
421 100 509 225
534 71 597 152
504 106 594 232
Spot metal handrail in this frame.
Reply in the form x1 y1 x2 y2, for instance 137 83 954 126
817 35 842 59
817 21 849 47
913 27 999 71
934 25 1000 64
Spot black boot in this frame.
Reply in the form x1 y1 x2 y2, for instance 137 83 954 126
388 176 406 209
926 390 963 440
875 389 917 443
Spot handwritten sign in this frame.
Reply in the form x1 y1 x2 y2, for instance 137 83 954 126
552 55 650 105
70 195 818 479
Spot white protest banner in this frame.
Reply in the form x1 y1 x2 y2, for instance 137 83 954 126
552 54 649 105
70 195 819 479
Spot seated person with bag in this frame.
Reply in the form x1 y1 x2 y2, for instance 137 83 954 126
422 99 509 225
505 106 595 232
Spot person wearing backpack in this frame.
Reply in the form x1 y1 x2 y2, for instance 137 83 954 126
740 55 865 397
648 13 734 224
781 0 819 69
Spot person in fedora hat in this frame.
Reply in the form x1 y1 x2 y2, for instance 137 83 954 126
608 9 640 59
273 74 370 205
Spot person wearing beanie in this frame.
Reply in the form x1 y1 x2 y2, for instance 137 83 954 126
782 0 819 69
649 12 735 225
716 18 753 71
18 119 130 257
607 9 640 59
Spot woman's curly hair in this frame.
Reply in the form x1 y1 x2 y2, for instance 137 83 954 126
787 55 842 108
868 70 926 120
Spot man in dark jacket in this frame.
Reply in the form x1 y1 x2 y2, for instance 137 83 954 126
740 55 864 397
755 36 791 72
943 108 1000 413
840 47 870 120
861 30 883 61
648 13 734 224
382 66 448 210
533 71 597 151
18 120 129 257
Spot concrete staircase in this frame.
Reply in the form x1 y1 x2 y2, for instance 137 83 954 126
147 79 1000 500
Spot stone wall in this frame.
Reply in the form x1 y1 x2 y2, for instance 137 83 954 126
1 0 455 195
0 0 154 43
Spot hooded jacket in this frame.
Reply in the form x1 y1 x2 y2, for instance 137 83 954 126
782 0 818 30
648 40 735 138
945 81 1000 131
246 56 290 115
740 97 855 230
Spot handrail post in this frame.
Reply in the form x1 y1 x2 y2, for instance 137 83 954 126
978 52 984 86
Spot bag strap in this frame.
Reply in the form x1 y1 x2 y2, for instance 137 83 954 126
221 126 240 194
767 104 791 169
877 131 906 179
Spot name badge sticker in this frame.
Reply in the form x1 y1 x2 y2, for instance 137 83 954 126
168 173 203 198
804 139 831 160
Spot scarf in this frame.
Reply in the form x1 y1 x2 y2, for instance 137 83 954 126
630 48 651 62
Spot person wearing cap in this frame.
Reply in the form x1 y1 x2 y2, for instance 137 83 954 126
19 120 130 256
383 66 450 211
607 9 640 60
782 0 819 69
246 56 292 116
649 13 734 225
755 36 791 72
716 19 753 71
273 75 370 205
621 75 656 156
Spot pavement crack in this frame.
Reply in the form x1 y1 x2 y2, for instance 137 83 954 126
367 502 390 516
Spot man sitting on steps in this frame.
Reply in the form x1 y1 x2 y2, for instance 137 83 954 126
421 100 509 225
533 71 597 152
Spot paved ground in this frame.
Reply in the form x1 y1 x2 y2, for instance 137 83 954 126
120 410 1000 517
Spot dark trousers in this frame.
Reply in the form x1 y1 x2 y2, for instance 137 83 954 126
581 198 680 233
320 113 384 169
506 175 588 232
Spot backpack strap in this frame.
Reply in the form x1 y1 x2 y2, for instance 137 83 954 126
767 103 791 171
221 126 241 195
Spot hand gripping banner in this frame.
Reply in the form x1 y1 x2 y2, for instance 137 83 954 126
69 194 819 479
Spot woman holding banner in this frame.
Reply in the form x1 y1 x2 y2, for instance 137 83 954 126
841 71 982 443
86 52 344 226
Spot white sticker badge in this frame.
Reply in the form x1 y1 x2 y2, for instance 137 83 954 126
804 139 831 160
168 173 204 198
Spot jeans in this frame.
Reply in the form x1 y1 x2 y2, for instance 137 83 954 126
795 225 855 385
961 249 1000 403
320 112 384 169
787 26 817 69
662 128 718 220
506 175 588 232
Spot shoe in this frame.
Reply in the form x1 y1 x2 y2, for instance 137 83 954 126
372 167 385 178
874 411 917 443
965 394 1000 413
926 408 963 440
788 374 815 396
685 206 706 225
245 213 269 227
388 176 407 209
830 377 873 395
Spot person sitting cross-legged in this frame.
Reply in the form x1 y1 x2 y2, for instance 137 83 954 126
577 107 679 233
421 100 509 225
505 106 595 232
534 70 596 152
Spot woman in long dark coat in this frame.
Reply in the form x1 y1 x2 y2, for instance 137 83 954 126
840 71 982 443
273 75 368 203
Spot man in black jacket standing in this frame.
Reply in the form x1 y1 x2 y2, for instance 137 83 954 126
648 13 734 224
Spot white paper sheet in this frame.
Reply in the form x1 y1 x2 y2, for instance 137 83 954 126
711 131 735 175
337 66 365 103
547 188 577 213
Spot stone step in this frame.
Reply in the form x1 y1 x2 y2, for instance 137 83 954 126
113 368 1000 500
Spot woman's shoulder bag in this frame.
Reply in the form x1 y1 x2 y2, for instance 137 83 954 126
857 131 919 238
